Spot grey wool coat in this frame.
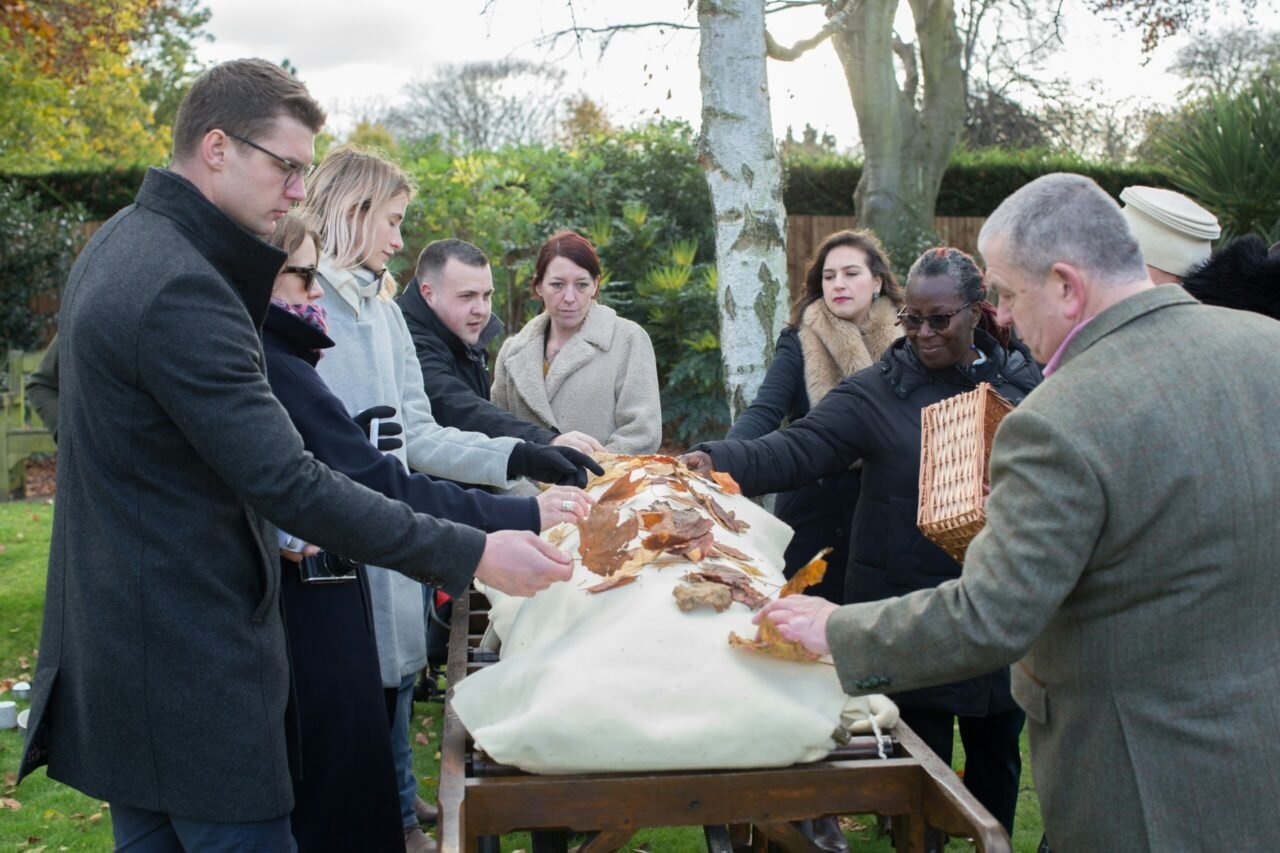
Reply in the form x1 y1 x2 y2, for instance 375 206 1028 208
19 169 486 822
491 302 661 454
827 286 1280 851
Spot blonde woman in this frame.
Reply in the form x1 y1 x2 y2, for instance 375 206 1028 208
492 230 662 453
300 146 598 853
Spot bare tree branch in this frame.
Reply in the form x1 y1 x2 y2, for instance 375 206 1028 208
766 0 859 62
892 34 919 104
535 19 698 52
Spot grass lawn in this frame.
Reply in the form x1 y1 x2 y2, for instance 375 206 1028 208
2 501 1045 851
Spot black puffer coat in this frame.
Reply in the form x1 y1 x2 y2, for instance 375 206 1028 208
701 330 1042 714
727 328 859 601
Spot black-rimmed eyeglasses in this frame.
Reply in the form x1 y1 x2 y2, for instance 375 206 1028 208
283 265 318 287
225 132 314 188
896 301 975 331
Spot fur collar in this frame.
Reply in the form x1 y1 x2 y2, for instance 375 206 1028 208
797 297 902 406
1180 235 1280 321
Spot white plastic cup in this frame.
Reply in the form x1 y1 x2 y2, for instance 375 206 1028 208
0 701 17 730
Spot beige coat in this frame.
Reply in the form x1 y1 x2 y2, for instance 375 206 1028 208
827 286 1280 851
492 303 661 454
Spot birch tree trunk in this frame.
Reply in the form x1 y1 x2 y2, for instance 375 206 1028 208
828 0 966 252
697 0 790 419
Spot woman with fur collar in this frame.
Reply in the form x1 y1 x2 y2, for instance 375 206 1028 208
492 230 662 454
727 230 903 604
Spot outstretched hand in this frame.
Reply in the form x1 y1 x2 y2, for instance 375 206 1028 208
551 431 605 454
508 442 605 487
474 530 573 597
535 486 593 531
754 594 837 657
678 450 714 475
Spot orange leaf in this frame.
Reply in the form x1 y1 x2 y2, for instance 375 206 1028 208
576 504 639 576
729 614 820 662
709 471 742 495
780 547 832 597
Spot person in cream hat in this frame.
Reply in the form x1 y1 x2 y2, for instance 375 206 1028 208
1120 185 1221 282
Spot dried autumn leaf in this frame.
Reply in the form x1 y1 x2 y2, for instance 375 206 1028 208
703 492 748 533
641 516 713 551
585 466 631 490
685 570 770 610
585 574 640 594
597 470 646 504
545 523 575 547
729 614 821 662
0 798 21 810
668 530 716 562
709 471 742 495
576 504 639 576
616 547 663 574
780 547 832 597
672 581 733 612
643 462 676 477
415 733 429 746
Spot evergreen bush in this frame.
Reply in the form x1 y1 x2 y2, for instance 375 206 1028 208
0 181 85 350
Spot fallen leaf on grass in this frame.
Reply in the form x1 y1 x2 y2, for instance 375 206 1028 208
0 798 20 810
576 504 639 576
418 717 434 729
672 581 733 612
414 733 429 746
89 814 102 824
4 771 16 788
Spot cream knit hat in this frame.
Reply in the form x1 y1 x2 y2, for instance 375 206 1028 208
1120 186 1221 278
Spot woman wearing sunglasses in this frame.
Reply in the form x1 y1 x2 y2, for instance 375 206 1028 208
262 213 584 852
682 246 1042 850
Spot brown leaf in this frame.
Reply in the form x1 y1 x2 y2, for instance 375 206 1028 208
3 771 16 788
672 581 732 612
729 615 821 662
576 504 639 576
685 570 770 610
616 547 663 574
709 471 742 494
585 466 631 490
780 548 832 597
650 475 689 493
640 516 713 551
585 574 640 594
89 813 103 824
0 798 21 810
17 656 29 669
545 523 574 547
414 733 430 746
597 470 645 504
667 530 716 562
419 716 434 729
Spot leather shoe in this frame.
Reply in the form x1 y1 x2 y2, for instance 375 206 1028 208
413 794 438 826
404 826 437 853
813 815 850 853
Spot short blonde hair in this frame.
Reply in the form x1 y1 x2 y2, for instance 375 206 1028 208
301 144 414 300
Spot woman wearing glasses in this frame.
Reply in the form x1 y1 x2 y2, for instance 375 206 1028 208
262 214 586 851
726 230 903 610
681 246 1041 849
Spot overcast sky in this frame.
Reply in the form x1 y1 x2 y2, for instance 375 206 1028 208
194 0 1274 147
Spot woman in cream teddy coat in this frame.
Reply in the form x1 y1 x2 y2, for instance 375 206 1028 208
493 230 662 454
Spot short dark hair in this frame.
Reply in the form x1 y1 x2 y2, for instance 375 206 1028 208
789 229 903 327
172 59 326 162
416 238 490 284
532 230 601 294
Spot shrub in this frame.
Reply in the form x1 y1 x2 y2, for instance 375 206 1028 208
0 181 85 350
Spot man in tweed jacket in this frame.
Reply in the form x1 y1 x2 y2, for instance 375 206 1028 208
759 173 1280 851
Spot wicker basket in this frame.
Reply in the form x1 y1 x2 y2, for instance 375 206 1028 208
917 382 1014 563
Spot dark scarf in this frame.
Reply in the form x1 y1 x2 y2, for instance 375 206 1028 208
269 297 330 358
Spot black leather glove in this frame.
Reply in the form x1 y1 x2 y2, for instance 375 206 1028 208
352 405 403 452
506 441 604 488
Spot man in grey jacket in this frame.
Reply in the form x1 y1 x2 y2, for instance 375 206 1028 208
18 58 572 851
753 173 1280 851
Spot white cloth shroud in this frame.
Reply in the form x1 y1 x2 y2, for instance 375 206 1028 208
451 467 898 774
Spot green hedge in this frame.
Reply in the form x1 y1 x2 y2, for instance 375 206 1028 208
4 147 1176 223
1 167 150 219
784 148 1177 216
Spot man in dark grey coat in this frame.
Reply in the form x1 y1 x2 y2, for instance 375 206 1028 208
18 59 571 851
